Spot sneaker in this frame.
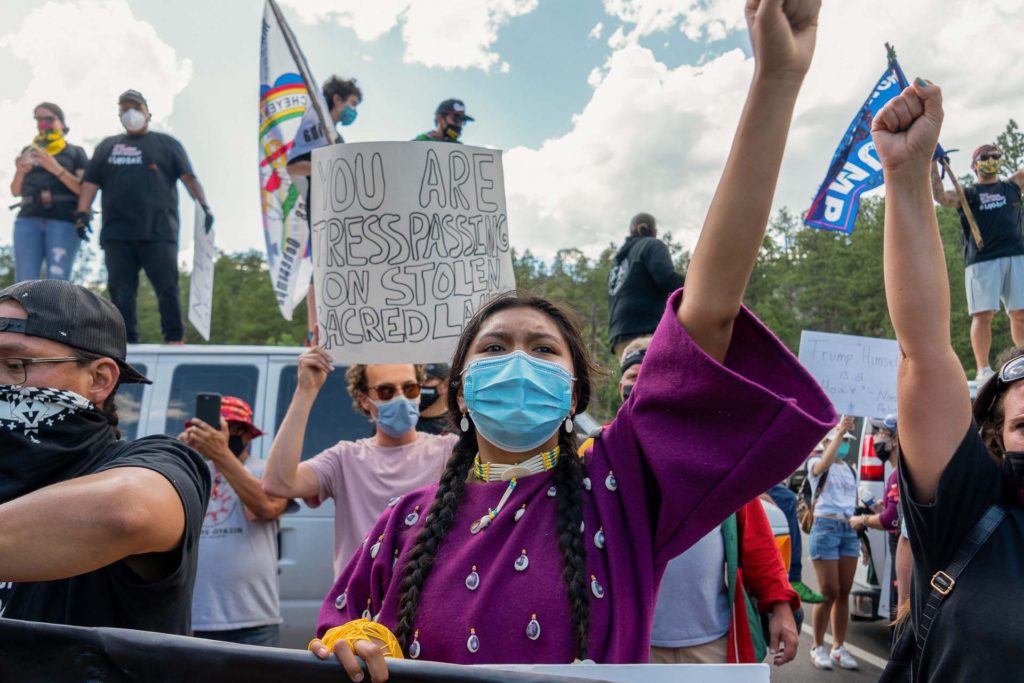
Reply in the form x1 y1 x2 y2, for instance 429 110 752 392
791 580 824 604
977 366 995 382
810 645 833 670
830 645 859 670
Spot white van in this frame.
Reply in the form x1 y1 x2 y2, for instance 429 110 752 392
123 344 373 649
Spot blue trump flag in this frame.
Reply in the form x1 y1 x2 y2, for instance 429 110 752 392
805 49 943 233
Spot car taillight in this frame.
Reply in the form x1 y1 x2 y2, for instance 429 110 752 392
860 435 884 481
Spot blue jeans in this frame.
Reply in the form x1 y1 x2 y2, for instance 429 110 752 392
808 517 861 560
767 484 802 581
13 216 80 282
193 623 280 647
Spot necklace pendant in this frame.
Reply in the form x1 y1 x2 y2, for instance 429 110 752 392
515 548 529 572
466 565 480 591
370 535 383 559
405 505 420 526
334 591 348 611
503 466 531 480
514 504 526 522
467 628 480 653
605 470 617 491
470 516 491 534
409 630 421 659
590 575 605 599
527 613 541 641
594 527 605 549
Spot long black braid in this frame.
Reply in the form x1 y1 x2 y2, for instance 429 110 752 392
393 291 601 660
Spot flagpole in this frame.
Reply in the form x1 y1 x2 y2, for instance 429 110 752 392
886 43 985 250
267 0 338 145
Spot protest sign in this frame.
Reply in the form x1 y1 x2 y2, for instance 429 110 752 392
798 330 899 417
310 142 516 364
187 204 215 341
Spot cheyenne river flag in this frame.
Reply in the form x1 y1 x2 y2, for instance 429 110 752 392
805 46 944 233
258 0 333 319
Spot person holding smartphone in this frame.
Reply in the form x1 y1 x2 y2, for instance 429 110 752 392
263 357 457 577
9 102 88 282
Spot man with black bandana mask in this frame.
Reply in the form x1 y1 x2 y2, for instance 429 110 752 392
416 363 451 435
414 99 474 143
0 279 210 634
180 396 291 646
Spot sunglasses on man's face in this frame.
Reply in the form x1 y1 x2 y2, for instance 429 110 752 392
978 153 1002 162
367 382 421 401
34 116 56 124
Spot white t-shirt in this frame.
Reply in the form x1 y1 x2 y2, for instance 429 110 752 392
807 455 858 519
306 432 458 576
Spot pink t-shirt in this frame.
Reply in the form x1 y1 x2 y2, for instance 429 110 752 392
306 432 458 576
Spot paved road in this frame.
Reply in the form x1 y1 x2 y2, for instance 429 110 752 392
771 528 891 681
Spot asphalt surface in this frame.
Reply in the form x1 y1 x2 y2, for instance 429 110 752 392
770 529 891 681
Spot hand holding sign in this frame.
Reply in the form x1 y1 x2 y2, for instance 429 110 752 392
310 142 515 365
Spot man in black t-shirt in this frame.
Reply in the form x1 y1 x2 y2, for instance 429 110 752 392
76 89 213 344
0 280 209 634
416 363 451 435
932 144 1024 380
607 212 685 354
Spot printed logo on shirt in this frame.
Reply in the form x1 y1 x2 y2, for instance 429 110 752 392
978 192 1008 211
0 580 13 617
608 259 631 296
108 143 143 166
204 470 240 527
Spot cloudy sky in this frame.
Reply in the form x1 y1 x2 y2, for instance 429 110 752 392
1 0 1022 265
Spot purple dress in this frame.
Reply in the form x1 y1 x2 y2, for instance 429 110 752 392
317 292 835 664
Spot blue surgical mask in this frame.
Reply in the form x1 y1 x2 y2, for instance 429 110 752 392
339 105 358 126
373 396 419 438
837 442 851 459
463 351 573 453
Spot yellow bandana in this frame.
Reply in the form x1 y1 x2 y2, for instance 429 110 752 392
32 130 66 156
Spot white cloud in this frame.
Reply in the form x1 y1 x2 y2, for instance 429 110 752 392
504 0 1024 260
279 0 538 72
0 0 193 229
588 22 604 40
603 0 740 43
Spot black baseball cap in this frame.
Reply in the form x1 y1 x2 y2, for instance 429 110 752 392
118 89 148 107
0 280 150 384
435 99 474 121
424 363 450 381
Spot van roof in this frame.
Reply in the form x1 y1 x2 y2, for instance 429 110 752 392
127 343 308 356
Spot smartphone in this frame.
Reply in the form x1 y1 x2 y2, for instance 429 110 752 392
194 392 222 428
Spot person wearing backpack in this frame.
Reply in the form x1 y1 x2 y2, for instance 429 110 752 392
806 416 860 671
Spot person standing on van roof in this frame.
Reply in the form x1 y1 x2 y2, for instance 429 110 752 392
0 279 210 635
414 99 473 143
607 213 686 356
180 396 290 646
263 346 458 576
416 363 451 435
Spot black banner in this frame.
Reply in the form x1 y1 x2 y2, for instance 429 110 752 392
0 619 612 683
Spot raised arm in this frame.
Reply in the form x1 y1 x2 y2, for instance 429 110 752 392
810 415 852 476
678 0 819 362
0 467 185 582
1010 167 1024 191
930 161 961 208
262 346 334 499
872 80 971 502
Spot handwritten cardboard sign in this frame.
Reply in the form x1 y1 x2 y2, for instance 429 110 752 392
188 204 215 341
798 330 899 418
310 142 515 364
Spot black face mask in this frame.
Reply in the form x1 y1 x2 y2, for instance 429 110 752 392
443 123 462 140
228 434 247 457
419 386 441 410
1002 451 1024 505
0 385 116 503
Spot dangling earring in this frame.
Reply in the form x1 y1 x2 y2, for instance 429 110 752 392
460 412 471 433
564 415 574 434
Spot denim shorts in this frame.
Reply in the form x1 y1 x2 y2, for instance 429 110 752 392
808 517 860 560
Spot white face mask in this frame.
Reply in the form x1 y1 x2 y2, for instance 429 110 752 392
120 108 147 132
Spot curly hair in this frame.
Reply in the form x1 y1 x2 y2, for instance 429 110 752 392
980 345 1024 458
392 292 600 659
346 364 426 418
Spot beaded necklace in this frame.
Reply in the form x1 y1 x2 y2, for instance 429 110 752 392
469 446 560 534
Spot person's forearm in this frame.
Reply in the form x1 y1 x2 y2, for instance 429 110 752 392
286 160 312 178
0 469 181 582
10 167 26 196
76 181 99 213
678 75 802 362
884 167 951 358
182 175 208 207
930 162 947 203
214 454 288 520
263 389 315 497
54 167 82 194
